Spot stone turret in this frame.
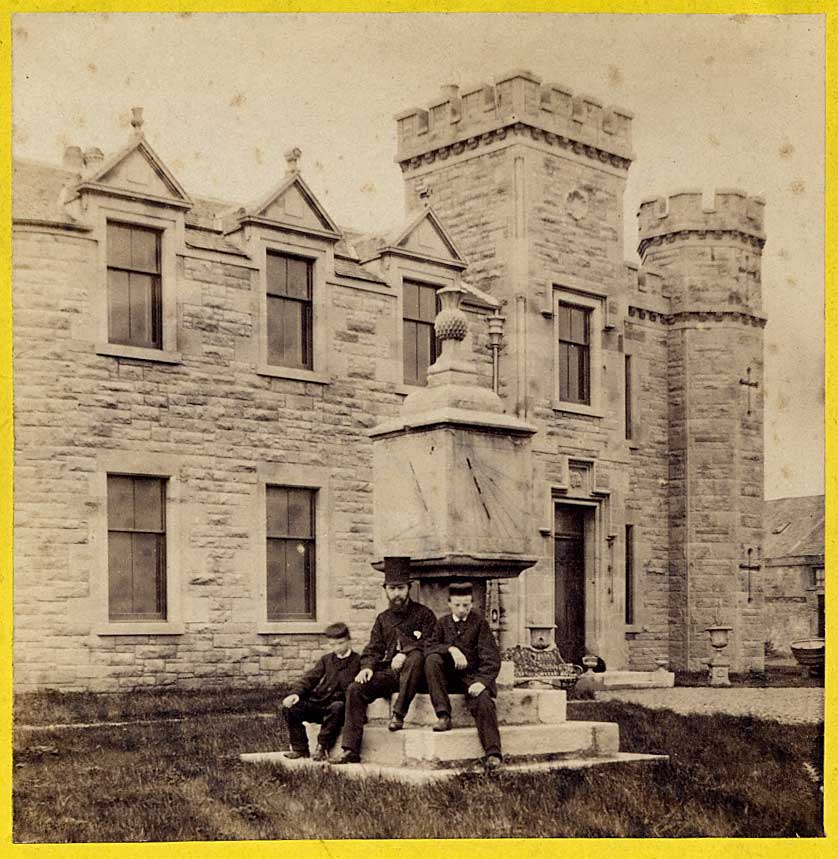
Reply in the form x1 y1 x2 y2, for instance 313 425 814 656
638 188 766 673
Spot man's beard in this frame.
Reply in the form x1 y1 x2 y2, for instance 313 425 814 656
388 595 408 610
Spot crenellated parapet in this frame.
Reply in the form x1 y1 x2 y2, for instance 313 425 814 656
396 69 634 173
637 189 765 258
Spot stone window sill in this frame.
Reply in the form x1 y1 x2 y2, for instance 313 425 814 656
96 622 185 636
257 621 322 635
256 364 330 385
551 401 604 419
395 383 426 396
96 343 182 364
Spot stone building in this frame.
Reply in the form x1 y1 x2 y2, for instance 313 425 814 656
12 70 768 692
763 495 825 658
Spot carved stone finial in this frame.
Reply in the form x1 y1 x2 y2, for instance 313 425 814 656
417 183 431 204
434 285 468 344
131 107 144 136
284 147 302 175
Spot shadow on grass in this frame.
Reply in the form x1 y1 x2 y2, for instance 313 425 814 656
13 696 824 841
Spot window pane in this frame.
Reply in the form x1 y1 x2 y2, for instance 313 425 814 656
268 296 306 367
403 321 418 384
566 344 580 402
578 346 590 404
107 475 135 530
132 533 164 616
267 539 314 620
403 282 418 319
133 478 165 532
108 269 131 344
267 539 286 619
625 355 633 440
418 284 437 322
266 486 289 537
571 307 588 344
108 531 134 618
283 541 309 617
286 257 311 300
128 272 154 346
559 342 569 402
287 488 314 538
131 227 160 274
417 322 433 385
559 304 571 340
107 223 132 269
266 253 288 297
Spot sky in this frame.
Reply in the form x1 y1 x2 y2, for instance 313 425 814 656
11 13 825 500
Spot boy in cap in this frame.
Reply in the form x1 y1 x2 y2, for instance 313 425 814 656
424 581 503 771
281 622 361 761
332 557 437 764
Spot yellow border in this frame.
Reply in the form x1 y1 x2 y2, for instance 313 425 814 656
0 3 834 858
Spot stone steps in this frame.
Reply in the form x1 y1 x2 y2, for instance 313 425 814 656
305 720 617 768
365 690 566 727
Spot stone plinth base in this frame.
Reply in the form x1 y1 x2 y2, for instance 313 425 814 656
240 751 669 784
241 683 658 780
302 720 615 767
575 669 676 695
366 689 566 727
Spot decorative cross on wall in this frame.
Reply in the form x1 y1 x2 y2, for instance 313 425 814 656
739 547 762 603
739 367 759 416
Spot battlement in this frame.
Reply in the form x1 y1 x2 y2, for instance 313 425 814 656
395 69 634 170
637 189 766 251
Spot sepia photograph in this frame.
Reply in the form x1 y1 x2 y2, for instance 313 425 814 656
8 10 826 844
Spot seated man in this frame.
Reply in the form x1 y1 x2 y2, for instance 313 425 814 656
424 581 503 771
281 622 360 762
332 557 437 764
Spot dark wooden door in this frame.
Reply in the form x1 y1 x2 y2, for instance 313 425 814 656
554 506 586 664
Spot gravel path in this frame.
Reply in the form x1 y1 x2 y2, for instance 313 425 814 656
593 688 824 724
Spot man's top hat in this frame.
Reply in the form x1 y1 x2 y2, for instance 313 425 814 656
382 556 413 586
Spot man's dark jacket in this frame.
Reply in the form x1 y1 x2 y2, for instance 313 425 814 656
426 611 501 696
291 651 361 707
359 598 437 672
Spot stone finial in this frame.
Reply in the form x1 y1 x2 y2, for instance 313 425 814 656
62 145 84 171
131 107 144 136
284 147 302 175
417 183 432 204
434 285 468 345
82 147 104 170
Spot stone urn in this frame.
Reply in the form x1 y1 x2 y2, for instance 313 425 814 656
526 624 557 651
706 625 733 650
705 624 733 687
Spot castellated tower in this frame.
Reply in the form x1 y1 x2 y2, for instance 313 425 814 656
396 70 634 417
638 191 766 672
395 70 641 666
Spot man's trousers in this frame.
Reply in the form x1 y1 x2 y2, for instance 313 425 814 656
340 650 425 754
424 651 502 758
283 698 346 755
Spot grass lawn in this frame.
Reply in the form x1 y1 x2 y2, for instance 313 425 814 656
13 689 824 842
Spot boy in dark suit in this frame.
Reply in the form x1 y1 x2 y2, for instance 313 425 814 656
424 581 503 771
332 557 437 764
281 622 361 761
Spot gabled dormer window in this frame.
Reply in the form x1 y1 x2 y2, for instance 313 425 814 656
107 222 162 348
